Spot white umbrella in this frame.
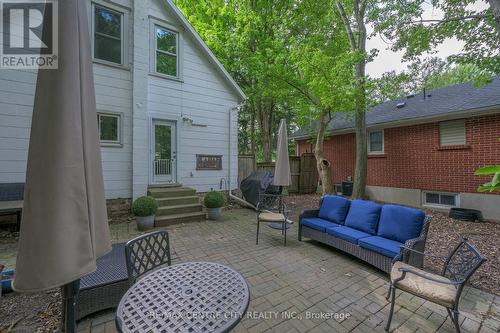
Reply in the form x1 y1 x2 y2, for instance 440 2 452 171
13 0 111 330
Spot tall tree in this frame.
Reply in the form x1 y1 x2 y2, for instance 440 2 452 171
335 0 370 199
277 0 354 194
174 0 292 162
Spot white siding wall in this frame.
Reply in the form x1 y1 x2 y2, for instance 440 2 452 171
0 0 241 199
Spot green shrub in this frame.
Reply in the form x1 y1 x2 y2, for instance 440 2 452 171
204 191 225 208
132 196 158 217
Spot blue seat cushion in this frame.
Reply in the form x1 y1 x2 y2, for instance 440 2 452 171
344 200 382 234
326 226 371 244
318 195 351 225
359 236 404 258
378 205 425 243
301 218 340 233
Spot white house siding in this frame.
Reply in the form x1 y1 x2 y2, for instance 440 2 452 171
0 0 242 200
131 0 241 198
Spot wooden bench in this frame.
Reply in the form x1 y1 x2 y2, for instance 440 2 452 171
0 183 24 226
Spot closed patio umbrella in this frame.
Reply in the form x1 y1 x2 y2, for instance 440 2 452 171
13 0 111 331
273 118 291 187
270 119 291 230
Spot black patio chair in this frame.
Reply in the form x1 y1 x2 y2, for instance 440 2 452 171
385 238 486 332
125 230 171 285
256 193 289 246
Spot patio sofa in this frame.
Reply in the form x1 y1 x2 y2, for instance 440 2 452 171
298 195 432 273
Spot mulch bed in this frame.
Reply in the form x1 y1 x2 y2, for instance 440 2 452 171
285 193 500 295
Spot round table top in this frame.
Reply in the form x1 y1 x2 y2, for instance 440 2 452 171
115 262 250 333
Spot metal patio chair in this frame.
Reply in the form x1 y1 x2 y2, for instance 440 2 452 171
125 230 171 285
256 193 289 246
385 238 486 332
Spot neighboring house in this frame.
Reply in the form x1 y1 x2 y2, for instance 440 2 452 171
0 0 245 200
292 78 500 220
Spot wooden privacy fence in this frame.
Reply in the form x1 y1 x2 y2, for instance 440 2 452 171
237 153 318 194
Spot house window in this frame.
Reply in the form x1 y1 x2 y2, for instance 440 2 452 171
439 120 465 146
155 26 178 77
368 130 384 154
97 113 121 145
93 4 123 64
424 192 458 207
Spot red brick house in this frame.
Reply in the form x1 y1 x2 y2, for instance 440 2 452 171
292 78 500 220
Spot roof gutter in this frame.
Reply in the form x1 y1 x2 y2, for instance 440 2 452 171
291 104 500 141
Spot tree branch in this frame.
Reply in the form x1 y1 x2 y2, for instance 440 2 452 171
335 1 357 50
410 14 489 24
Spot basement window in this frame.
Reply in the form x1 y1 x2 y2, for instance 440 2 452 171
424 192 458 207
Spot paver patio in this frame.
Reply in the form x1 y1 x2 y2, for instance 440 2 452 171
75 207 499 333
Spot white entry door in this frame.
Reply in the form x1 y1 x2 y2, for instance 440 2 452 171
152 120 176 184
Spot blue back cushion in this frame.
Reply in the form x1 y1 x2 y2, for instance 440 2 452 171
318 195 351 225
344 200 382 234
377 205 425 243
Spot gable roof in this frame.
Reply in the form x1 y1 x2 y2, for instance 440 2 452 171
163 0 246 102
291 76 500 139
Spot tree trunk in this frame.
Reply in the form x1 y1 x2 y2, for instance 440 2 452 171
250 105 256 155
315 110 334 194
257 100 273 162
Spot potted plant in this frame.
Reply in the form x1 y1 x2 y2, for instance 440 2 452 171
204 191 225 220
132 196 158 231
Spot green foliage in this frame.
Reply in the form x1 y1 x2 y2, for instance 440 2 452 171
372 0 500 73
204 191 225 208
132 196 158 217
475 165 500 192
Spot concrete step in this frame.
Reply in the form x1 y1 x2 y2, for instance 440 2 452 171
156 196 200 206
157 203 203 215
148 187 196 198
148 183 182 189
155 211 206 227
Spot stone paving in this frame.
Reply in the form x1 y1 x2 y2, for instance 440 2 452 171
77 208 500 333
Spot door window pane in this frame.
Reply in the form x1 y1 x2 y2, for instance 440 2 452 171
94 5 122 64
155 125 172 160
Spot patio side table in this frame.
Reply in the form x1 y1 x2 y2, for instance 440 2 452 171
115 262 250 333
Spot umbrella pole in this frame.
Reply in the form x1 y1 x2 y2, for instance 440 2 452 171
61 279 80 333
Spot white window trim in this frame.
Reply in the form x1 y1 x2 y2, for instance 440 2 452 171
423 191 460 208
149 18 183 81
368 129 384 155
98 112 123 147
90 1 130 69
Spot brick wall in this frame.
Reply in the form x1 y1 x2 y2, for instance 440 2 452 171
297 114 500 194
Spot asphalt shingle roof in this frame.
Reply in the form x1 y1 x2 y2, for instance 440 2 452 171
291 76 500 139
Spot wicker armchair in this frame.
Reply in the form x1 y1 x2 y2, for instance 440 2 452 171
385 239 486 332
256 193 288 246
125 230 171 285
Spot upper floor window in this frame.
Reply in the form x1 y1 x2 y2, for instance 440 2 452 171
97 112 121 145
93 4 123 65
155 26 178 77
439 120 465 146
368 130 384 154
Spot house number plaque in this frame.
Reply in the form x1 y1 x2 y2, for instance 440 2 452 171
196 155 222 170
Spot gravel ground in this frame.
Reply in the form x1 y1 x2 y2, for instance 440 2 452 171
285 193 500 295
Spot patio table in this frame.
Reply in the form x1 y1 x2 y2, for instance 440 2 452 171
115 261 250 333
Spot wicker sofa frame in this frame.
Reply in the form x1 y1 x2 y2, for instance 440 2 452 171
298 206 432 273
76 243 129 320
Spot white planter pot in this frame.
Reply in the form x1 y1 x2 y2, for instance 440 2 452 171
136 215 155 231
207 207 222 220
